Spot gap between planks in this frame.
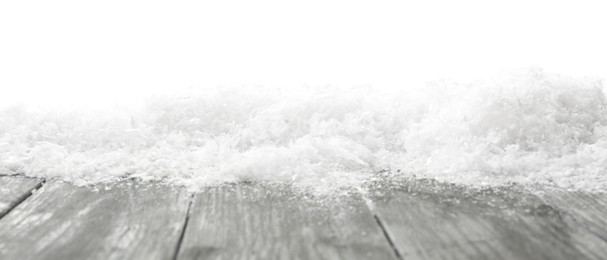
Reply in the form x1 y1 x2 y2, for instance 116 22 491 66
0 179 191 260
365 180 607 260
373 215 404 260
1 178 397 260
172 194 195 260
3 175 607 260
0 176 45 219
175 183 397 260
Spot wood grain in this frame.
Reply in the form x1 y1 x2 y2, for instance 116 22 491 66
177 183 397 260
369 180 607 260
541 191 607 242
0 180 190 260
0 175 43 218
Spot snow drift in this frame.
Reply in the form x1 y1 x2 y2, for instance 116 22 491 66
2 68 607 193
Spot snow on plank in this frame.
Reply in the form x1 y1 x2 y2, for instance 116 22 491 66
0 180 190 260
369 180 607 260
176 183 397 260
0 175 43 218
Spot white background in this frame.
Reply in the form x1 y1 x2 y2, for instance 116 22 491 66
1 0 606 107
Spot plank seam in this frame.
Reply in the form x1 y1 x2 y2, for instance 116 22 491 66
173 193 195 260
374 215 404 260
0 179 45 219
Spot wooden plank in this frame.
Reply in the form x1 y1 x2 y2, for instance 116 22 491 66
369 180 607 260
540 191 607 242
177 183 398 260
0 175 43 218
0 180 190 260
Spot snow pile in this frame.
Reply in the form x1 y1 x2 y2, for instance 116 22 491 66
1 68 607 193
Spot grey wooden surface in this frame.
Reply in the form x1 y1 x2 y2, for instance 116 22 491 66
0 180 190 260
541 191 607 242
0 175 42 218
1 176 607 260
368 180 607 260
176 183 397 260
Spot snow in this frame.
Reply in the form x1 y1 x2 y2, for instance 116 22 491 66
2 68 607 194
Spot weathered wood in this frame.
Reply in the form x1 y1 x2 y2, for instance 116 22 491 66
369 180 607 260
0 180 190 260
177 183 397 260
0 175 43 218
540 191 607 242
